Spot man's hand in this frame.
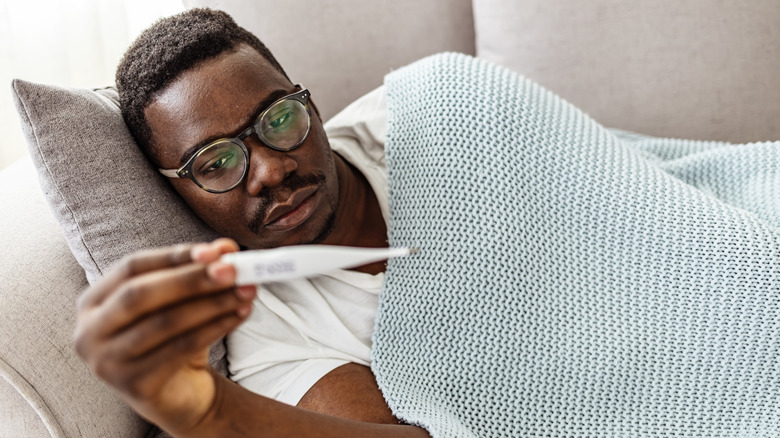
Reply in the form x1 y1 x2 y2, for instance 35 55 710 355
74 238 430 438
73 238 256 433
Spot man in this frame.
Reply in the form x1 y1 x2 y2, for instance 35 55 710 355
73 8 429 438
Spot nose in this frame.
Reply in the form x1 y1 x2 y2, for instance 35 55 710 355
243 137 298 195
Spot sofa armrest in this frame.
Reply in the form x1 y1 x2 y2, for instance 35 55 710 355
0 157 151 437
0 372 53 437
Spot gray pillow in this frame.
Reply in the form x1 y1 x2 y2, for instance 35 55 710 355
11 79 227 376
12 79 220 283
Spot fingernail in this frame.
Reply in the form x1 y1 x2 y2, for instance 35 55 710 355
215 237 238 251
237 285 256 300
191 244 209 262
207 262 234 284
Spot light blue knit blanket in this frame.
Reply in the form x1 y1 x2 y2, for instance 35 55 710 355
372 53 779 437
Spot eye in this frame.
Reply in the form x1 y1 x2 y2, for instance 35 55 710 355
200 150 237 175
268 108 294 131
258 99 308 149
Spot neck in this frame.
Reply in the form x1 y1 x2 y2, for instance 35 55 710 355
321 153 387 274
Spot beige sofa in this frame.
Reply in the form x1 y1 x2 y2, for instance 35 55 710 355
2 1 778 436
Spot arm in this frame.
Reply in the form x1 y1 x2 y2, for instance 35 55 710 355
73 239 428 437
298 362 399 423
196 369 429 438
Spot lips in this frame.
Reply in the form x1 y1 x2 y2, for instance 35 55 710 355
264 186 320 231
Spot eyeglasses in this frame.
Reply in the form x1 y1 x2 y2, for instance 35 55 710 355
158 85 312 193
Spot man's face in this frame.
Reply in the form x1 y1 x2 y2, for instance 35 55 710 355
145 44 339 249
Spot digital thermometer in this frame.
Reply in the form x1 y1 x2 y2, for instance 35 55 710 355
221 245 419 285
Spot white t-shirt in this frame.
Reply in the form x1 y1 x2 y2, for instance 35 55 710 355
227 86 389 406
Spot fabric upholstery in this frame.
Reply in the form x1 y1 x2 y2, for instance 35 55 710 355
11 80 220 284
5 2 779 436
0 158 151 438
0 377 55 437
5 7 474 432
9 81 229 436
473 0 780 143
182 0 476 122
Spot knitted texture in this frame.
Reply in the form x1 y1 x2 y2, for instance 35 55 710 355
372 53 779 437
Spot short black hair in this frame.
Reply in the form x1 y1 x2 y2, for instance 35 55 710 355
116 8 289 162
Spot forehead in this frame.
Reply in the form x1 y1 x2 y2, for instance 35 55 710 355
145 44 292 166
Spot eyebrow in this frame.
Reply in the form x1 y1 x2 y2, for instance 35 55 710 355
177 87 293 166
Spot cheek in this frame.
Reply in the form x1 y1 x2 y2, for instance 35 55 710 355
174 183 243 231
307 123 337 173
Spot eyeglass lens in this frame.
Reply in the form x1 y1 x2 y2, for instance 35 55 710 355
191 97 309 192
191 140 248 192
257 99 310 150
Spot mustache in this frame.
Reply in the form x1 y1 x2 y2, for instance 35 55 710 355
248 172 327 233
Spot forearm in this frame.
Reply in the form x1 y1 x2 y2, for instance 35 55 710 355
175 371 430 438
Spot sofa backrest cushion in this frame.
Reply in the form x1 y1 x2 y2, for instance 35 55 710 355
183 0 476 122
473 0 780 143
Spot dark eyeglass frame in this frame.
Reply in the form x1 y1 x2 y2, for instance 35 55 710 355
158 85 311 193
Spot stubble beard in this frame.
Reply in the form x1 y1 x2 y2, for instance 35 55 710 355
246 171 338 246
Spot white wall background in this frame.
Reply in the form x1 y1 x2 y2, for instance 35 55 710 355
0 0 184 170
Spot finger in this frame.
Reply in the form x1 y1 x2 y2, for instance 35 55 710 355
196 239 240 286
94 262 236 336
116 312 248 400
189 239 240 289
81 238 236 311
191 238 240 264
206 261 237 285
74 286 255 389
113 288 253 359
78 243 196 310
